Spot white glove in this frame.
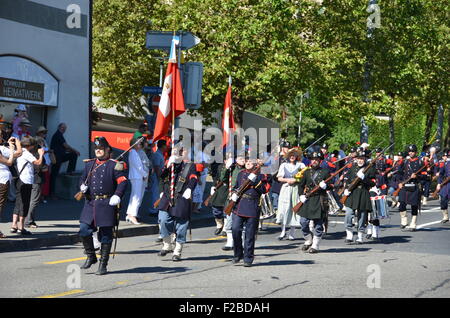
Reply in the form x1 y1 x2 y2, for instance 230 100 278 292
231 193 239 202
319 181 327 190
109 195 121 206
248 173 257 182
160 192 164 198
357 169 365 180
300 195 307 203
80 183 88 193
344 189 351 196
210 187 216 195
167 155 176 167
225 158 233 169
182 188 192 200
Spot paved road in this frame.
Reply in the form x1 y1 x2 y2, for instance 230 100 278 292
1 200 449 300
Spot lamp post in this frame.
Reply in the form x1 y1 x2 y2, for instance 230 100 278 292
297 91 309 147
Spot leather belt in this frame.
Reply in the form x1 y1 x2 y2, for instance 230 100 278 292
242 194 258 200
93 194 111 200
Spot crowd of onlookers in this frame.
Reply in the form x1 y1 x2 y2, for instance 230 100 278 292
0 104 80 238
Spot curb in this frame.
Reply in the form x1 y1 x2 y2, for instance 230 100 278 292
0 215 214 253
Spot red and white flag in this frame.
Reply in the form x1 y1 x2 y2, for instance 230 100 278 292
153 36 185 143
222 77 235 149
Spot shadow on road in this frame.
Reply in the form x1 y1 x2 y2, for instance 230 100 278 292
109 266 189 275
255 260 315 267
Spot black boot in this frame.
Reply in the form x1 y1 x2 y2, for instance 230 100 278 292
96 243 112 275
80 236 97 269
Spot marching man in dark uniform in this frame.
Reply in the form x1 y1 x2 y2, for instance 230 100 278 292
397 144 425 231
156 147 202 261
342 148 376 244
78 137 128 275
230 158 270 267
435 149 449 224
297 151 331 253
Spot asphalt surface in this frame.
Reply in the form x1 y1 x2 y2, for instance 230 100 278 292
0 198 449 299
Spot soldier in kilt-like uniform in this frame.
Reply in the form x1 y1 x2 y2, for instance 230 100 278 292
297 151 331 253
342 148 376 244
78 137 128 275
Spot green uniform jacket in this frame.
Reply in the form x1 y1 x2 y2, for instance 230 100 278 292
344 164 376 212
210 164 244 207
297 167 331 220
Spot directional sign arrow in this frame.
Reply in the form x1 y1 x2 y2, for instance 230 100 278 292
146 31 200 50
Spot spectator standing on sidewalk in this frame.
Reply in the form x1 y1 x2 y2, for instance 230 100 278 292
0 136 22 238
11 136 44 235
11 104 28 139
133 123 148 140
50 123 80 198
125 137 149 224
25 137 47 228
35 127 53 202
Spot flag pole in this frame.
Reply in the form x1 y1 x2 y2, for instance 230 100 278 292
227 76 233 197
170 32 177 205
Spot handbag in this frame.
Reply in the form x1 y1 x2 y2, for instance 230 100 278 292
12 161 30 186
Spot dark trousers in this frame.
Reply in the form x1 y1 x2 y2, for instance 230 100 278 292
50 152 78 195
232 213 259 264
25 183 42 225
79 222 113 244
399 202 419 216
13 180 32 217
0 182 9 220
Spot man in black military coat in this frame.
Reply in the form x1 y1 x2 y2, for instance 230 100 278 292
297 151 331 253
156 147 201 261
342 148 376 244
230 158 269 267
78 137 128 275
397 144 425 231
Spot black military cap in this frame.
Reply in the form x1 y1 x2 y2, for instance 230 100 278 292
308 151 324 160
94 136 111 149
321 143 328 149
397 151 404 157
407 144 418 152
375 147 383 153
349 147 357 153
443 149 450 156
280 140 291 148
356 148 370 158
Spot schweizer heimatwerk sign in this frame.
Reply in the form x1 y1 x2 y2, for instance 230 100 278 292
0 77 44 103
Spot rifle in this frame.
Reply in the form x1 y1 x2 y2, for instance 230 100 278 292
304 134 326 152
432 176 450 199
223 165 262 216
340 144 394 205
203 180 224 207
392 161 429 197
74 136 145 201
293 161 352 214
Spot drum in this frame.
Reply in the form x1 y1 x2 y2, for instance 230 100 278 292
370 195 389 219
327 190 340 215
260 193 276 219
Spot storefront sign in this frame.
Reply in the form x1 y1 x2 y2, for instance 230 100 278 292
0 77 44 103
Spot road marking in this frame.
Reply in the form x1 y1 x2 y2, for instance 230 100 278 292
37 289 85 298
417 220 443 229
116 281 128 285
45 254 100 265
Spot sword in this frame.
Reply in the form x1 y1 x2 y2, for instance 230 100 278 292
112 203 120 259
304 134 326 152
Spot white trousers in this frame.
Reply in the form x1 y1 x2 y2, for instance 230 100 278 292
126 179 146 217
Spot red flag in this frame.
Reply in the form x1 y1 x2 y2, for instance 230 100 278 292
153 37 185 142
222 79 235 149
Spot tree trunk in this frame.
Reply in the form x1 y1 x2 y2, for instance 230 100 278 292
423 106 436 149
445 109 450 149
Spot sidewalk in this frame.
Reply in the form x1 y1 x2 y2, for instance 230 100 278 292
0 186 215 253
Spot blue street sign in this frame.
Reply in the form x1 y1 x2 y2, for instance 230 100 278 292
142 86 162 95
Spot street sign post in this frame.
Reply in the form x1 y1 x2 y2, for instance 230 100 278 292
142 86 162 95
146 31 200 51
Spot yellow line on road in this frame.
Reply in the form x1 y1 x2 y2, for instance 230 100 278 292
45 254 100 265
37 289 85 298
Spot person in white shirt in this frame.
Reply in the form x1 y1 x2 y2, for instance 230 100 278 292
0 136 22 238
126 138 149 224
11 136 44 235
